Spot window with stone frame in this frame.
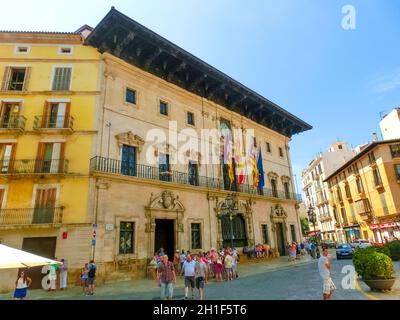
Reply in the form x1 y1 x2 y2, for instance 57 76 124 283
290 224 296 242
52 67 72 91
119 221 135 254
191 223 201 249
395 164 400 181
390 144 400 158
1 67 30 91
261 224 269 244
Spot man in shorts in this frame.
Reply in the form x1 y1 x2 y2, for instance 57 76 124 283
194 252 207 300
87 260 96 295
318 247 336 300
182 254 196 299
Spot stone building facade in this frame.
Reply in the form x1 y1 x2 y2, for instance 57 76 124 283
86 8 311 279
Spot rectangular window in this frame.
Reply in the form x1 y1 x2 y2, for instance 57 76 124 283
0 143 15 173
356 177 364 193
35 142 65 174
33 187 57 224
379 193 389 215
2 67 29 91
58 46 73 55
395 164 400 181
279 147 284 157
0 102 21 129
373 168 382 186
160 101 168 116
390 144 400 158
187 111 195 125
284 182 290 199
42 102 70 129
191 223 201 249
345 184 352 199
261 224 269 244
52 67 72 91
15 45 30 54
119 221 134 254
253 137 257 147
125 88 136 104
266 142 271 153
368 151 376 164
341 207 348 225
337 188 343 202
355 199 371 214
290 224 296 242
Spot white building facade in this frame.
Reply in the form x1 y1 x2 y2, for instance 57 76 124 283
380 108 400 140
301 142 355 242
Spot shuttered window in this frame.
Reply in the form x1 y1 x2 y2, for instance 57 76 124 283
52 67 72 91
32 187 57 224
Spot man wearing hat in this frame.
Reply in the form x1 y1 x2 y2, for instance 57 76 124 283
173 249 181 274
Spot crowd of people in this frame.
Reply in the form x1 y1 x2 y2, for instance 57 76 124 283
286 240 320 261
152 247 240 300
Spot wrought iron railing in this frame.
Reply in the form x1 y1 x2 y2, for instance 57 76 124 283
0 115 26 130
90 156 301 201
0 159 69 174
33 115 74 130
0 207 63 225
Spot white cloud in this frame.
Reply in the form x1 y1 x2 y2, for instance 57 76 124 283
372 67 400 93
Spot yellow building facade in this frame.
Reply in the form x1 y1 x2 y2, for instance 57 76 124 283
324 139 400 243
0 29 102 289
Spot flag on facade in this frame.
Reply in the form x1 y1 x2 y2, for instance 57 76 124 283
257 147 265 189
223 129 235 186
249 140 259 188
233 128 245 184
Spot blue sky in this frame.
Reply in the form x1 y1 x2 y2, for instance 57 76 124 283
1 0 399 193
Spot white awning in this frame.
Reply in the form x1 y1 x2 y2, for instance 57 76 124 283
0 244 61 269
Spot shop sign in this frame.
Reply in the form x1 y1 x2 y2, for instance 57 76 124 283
369 222 398 230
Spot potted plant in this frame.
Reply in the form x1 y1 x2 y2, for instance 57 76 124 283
353 250 396 291
386 240 400 261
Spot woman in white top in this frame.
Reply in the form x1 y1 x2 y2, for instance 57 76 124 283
14 271 32 300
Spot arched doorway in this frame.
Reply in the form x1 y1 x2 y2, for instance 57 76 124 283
221 214 248 248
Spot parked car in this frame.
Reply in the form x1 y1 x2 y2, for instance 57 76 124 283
336 244 353 259
321 240 337 249
351 239 372 249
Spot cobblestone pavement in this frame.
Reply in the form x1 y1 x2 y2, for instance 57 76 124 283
1 252 399 300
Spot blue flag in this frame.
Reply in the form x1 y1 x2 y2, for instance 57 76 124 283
257 148 265 189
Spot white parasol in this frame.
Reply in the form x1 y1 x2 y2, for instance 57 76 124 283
0 244 61 269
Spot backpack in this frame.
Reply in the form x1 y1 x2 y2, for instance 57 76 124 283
88 264 96 278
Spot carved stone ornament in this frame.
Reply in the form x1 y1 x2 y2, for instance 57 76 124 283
115 131 145 152
281 175 291 184
147 191 185 212
270 204 288 220
268 171 279 180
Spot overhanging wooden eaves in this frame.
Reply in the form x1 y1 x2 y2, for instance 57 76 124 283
86 7 312 138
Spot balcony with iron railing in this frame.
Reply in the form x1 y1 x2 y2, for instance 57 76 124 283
0 115 26 132
0 207 63 227
90 156 302 201
33 115 74 133
0 159 69 176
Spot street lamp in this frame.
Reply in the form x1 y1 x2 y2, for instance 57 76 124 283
219 193 239 248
